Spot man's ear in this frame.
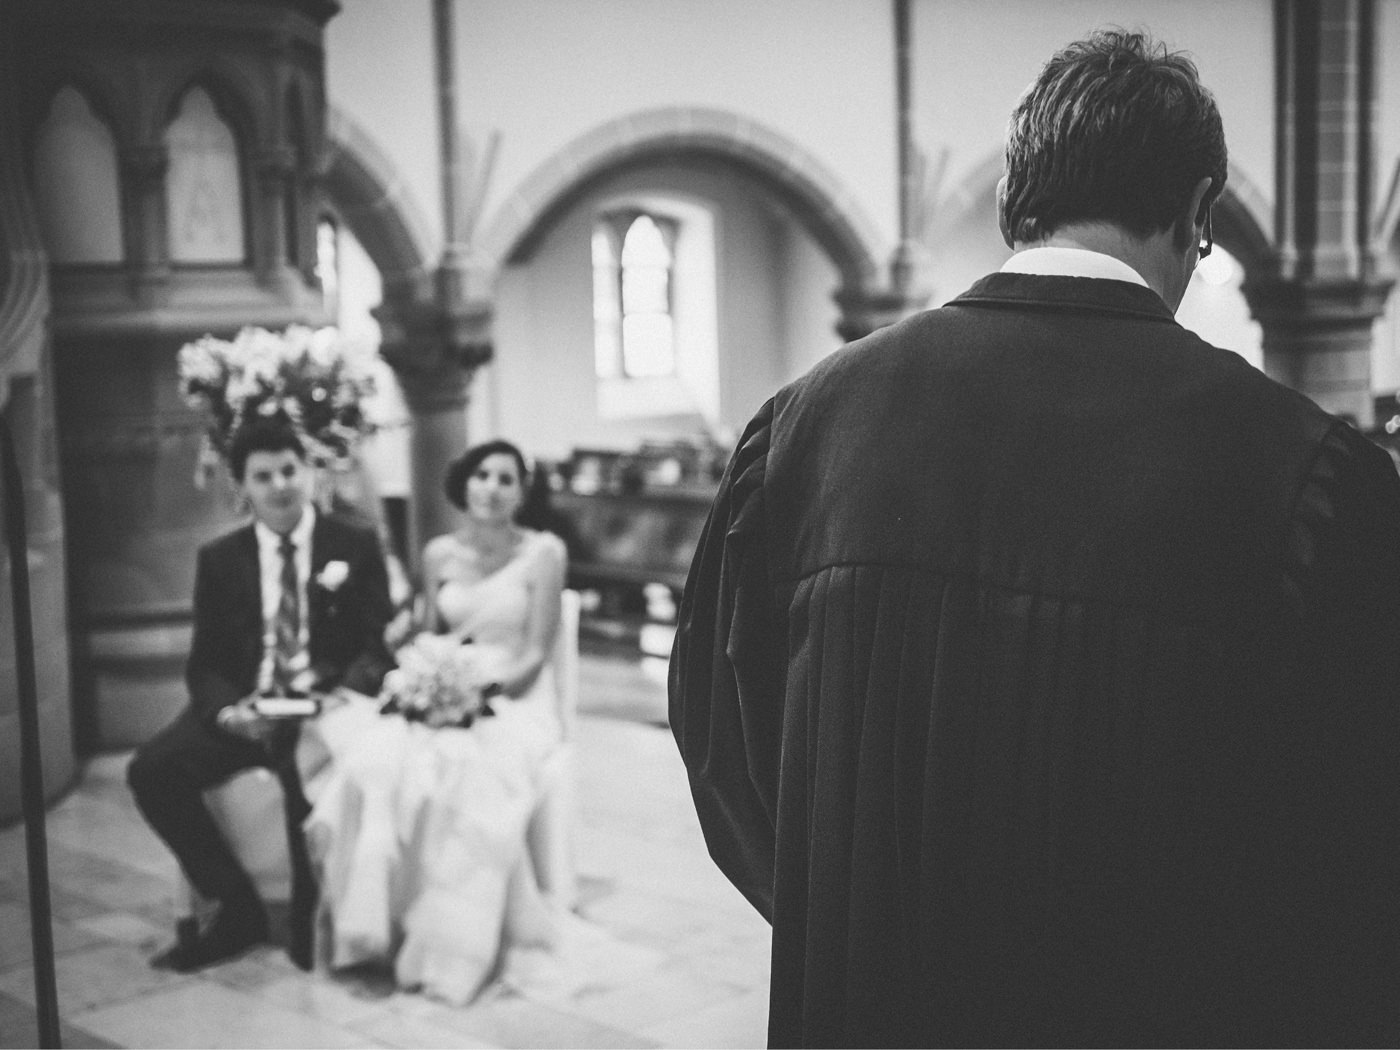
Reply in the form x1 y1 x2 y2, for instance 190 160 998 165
996 175 1014 249
1173 175 1213 252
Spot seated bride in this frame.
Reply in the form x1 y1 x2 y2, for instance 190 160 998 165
305 439 583 1004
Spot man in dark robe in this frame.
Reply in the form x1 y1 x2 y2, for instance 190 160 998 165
670 29 1400 1048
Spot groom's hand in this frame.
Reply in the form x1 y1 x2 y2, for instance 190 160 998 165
216 697 275 743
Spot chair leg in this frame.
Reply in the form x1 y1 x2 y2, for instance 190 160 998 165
526 762 577 911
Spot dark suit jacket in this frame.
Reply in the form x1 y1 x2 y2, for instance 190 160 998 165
187 511 394 727
671 273 1400 1047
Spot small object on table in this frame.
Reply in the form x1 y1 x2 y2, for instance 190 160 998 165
251 696 322 719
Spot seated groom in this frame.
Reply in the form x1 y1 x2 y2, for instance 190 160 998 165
128 416 394 972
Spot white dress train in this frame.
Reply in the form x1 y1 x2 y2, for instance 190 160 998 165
305 533 655 1005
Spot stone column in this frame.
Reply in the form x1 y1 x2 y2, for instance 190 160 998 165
118 144 171 307
377 0 495 570
377 278 492 569
252 144 298 293
1243 0 1393 424
832 0 931 343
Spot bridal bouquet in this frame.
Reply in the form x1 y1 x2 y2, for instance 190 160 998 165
178 324 378 477
378 633 494 729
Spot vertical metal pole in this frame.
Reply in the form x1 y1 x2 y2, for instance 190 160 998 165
890 0 922 295
434 0 461 253
894 0 913 249
2 415 61 1048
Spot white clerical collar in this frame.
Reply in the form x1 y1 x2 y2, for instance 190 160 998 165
1001 246 1148 287
255 504 316 553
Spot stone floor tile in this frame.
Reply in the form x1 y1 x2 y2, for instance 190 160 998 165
210 961 398 1028
0 941 195 1014
72 911 171 947
413 989 661 1049
0 988 119 1049
0 652 770 1048
72 981 382 1050
640 986 770 1049
344 1008 499 1049
563 963 743 1034
0 903 108 971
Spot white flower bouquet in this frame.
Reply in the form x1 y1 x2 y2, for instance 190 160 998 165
378 633 494 729
178 324 378 477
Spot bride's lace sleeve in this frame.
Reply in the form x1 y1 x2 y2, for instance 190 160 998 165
669 398 780 921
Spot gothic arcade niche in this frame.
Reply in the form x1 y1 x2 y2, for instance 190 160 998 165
481 109 891 460
492 158 841 460
13 0 338 751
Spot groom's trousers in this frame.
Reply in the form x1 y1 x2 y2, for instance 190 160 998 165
127 709 314 919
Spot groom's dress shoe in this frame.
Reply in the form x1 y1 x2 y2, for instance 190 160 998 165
151 900 269 973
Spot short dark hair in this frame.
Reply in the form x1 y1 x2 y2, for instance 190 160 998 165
1001 29 1227 244
444 439 529 510
228 416 305 482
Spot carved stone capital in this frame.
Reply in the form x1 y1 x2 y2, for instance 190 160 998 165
1242 275 1395 342
376 295 494 412
833 281 931 343
1242 274 1396 425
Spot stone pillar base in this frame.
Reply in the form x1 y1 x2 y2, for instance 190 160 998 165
377 291 493 566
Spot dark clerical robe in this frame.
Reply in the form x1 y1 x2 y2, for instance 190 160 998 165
670 273 1400 1048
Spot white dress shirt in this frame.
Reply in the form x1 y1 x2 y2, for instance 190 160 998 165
1000 246 1148 286
254 505 316 694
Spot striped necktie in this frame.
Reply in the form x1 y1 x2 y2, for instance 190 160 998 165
273 536 300 693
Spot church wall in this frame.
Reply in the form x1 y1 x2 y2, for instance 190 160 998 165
481 163 830 461
324 1 440 261
775 216 844 390
913 0 1275 226
715 194 787 432
326 0 901 267
912 0 1275 296
326 1 1400 440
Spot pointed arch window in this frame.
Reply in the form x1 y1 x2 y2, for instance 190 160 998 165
164 86 246 264
593 210 678 379
32 86 123 264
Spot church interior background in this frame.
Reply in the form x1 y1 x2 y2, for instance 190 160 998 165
3 0 1400 1045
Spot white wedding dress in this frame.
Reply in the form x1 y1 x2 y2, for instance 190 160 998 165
305 535 614 1005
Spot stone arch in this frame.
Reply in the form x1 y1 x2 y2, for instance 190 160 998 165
320 106 434 300
20 65 132 155
479 107 887 294
1213 162 1275 277
930 148 1276 276
154 64 261 152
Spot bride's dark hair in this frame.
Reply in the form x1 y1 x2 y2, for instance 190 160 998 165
444 439 529 511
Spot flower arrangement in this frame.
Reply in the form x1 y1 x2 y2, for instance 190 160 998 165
178 324 378 479
378 633 494 729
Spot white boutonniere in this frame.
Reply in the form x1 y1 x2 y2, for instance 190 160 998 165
316 560 350 591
